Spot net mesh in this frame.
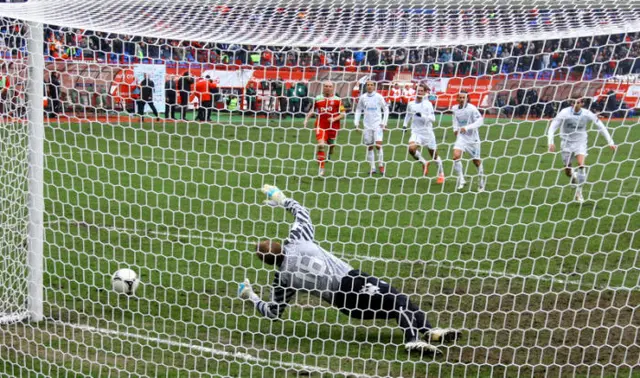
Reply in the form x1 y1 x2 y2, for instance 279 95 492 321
0 1 640 47
0 2 639 377
0 43 28 323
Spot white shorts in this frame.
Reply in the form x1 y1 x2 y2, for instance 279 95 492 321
561 141 588 165
363 128 383 145
454 141 481 159
409 131 437 150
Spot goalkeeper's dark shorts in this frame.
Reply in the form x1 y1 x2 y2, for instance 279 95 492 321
331 270 416 320
331 270 431 341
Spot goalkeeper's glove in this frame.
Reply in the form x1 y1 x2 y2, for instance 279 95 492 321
261 185 287 207
238 278 255 300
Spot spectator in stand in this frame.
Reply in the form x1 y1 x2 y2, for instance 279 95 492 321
273 78 287 117
177 71 193 120
208 76 220 118
286 83 298 115
0 65 10 116
164 76 177 120
191 76 208 121
47 71 62 117
402 84 416 114
525 89 540 118
605 91 619 114
543 101 558 119
390 83 403 115
192 76 216 122
296 81 309 115
245 82 257 112
137 73 160 122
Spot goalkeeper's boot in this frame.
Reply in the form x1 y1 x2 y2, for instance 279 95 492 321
426 328 462 343
575 190 585 203
319 167 325 177
405 340 440 355
238 279 254 300
379 165 385 176
436 173 445 184
422 161 430 176
457 178 467 191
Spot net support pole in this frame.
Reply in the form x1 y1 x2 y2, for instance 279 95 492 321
26 21 44 323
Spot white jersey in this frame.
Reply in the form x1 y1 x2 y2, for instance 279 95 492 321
354 92 389 129
452 103 483 144
403 99 436 134
547 107 614 147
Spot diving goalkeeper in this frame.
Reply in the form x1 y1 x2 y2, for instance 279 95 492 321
238 185 460 354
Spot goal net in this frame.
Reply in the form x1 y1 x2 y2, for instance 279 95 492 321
0 1 638 377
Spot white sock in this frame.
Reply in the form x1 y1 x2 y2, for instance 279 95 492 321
454 160 463 179
377 147 384 167
435 157 443 175
414 151 427 165
577 166 586 185
477 162 485 186
367 149 376 170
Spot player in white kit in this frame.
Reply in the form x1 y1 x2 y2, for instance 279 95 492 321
451 91 485 191
548 99 617 202
403 84 445 182
354 81 390 175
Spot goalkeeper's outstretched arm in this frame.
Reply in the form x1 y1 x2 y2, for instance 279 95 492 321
262 185 315 243
283 198 315 243
239 272 296 319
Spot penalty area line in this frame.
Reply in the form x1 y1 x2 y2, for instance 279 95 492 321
59 322 372 378
47 221 636 292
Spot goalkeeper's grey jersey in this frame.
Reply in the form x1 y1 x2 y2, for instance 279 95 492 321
255 199 353 319
280 240 353 300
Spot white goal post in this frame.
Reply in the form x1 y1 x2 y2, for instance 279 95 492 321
0 1 638 377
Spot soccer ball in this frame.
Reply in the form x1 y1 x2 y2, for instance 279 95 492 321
111 268 140 295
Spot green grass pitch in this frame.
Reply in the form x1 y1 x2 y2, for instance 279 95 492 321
1 113 638 377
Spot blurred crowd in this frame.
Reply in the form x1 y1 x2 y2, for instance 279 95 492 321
0 17 637 120
0 19 638 80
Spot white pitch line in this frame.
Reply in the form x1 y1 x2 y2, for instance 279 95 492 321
47 151 313 176
437 264 638 291
46 151 637 195
60 322 371 378
46 221 637 291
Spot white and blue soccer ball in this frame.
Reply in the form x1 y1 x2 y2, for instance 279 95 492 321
111 268 140 295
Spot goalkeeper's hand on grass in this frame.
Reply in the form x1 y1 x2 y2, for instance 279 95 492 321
238 278 255 300
261 185 287 207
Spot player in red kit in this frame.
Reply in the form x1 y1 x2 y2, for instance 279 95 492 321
304 81 345 176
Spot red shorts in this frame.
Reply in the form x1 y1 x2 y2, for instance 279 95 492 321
316 128 337 143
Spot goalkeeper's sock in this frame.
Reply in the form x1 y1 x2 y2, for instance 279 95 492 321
454 159 463 179
377 147 384 167
413 151 427 165
367 149 376 170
